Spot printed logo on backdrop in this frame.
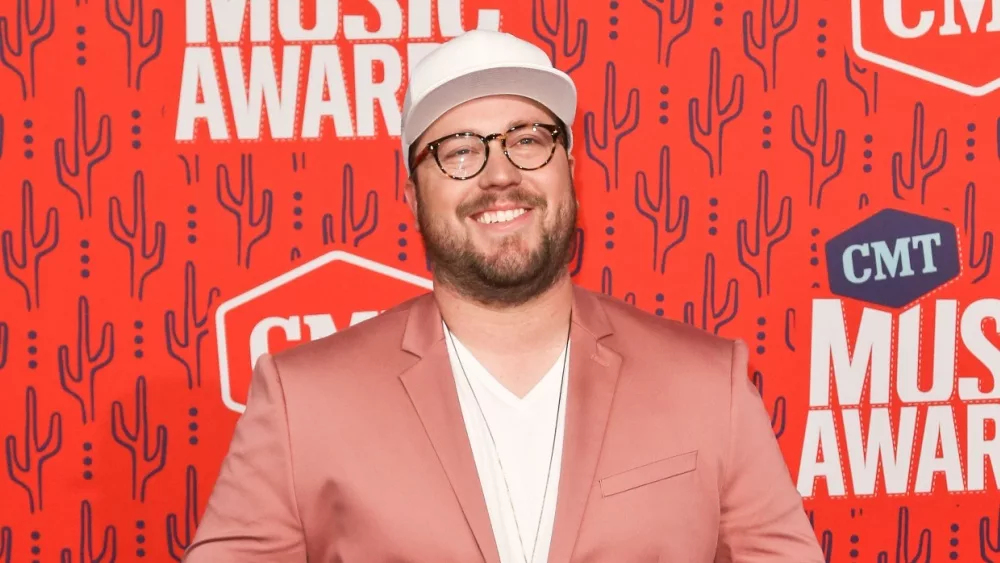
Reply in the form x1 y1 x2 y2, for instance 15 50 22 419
852 0 1000 95
215 251 432 413
176 0 501 141
799 209 1000 499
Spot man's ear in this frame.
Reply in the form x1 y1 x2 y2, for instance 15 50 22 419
404 175 421 232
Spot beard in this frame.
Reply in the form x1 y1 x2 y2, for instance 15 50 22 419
416 181 578 308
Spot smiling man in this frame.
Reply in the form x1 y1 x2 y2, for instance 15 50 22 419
184 29 825 563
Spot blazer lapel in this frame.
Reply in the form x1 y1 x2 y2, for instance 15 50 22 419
397 294 501 563
547 287 623 563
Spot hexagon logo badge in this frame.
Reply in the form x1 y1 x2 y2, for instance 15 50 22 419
214 251 433 413
825 209 960 308
851 0 1000 96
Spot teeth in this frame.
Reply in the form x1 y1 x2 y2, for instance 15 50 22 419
477 208 527 224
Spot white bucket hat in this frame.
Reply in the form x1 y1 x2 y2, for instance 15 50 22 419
400 29 578 173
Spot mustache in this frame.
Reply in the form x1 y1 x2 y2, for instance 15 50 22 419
457 188 548 217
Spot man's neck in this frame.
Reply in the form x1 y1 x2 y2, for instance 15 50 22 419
434 274 574 357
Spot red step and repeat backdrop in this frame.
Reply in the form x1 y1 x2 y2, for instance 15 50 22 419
1 0 999 560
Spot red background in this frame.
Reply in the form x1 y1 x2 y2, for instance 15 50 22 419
1 0 998 561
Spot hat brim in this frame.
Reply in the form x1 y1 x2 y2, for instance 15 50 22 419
402 63 577 172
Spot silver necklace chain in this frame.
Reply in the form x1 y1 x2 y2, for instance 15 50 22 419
445 315 571 563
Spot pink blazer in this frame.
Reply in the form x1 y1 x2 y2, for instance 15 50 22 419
184 285 825 562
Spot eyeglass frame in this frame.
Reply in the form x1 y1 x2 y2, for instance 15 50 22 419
408 122 564 180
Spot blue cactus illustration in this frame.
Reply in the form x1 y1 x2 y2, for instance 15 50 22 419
982 505 1000 562
0 321 7 370
891 101 946 205
876 506 931 563
964 182 994 285
737 170 792 297
634 145 689 274
109 170 166 300
59 499 117 563
531 0 587 74
640 0 693 67
111 375 167 502
742 0 797 92
0 0 55 100
569 227 584 277
791 78 845 209
105 0 163 90
0 114 5 159
584 61 640 192
2 180 59 311
751 370 787 438
844 49 879 116
689 48 744 178
216 153 273 268
166 465 199 561
5 386 62 513
0 526 10 563
683 253 739 335
58 295 115 425
165 261 220 389
322 163 378 247
600 265 636 306
55 87 112 220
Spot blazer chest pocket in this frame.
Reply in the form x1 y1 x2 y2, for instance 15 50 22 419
599 450 698 497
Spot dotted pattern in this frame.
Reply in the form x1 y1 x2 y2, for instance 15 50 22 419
30 529 41 561
756 316 766 355
950 522 960 560
137 519 147 557
863 134 873 173
659 85 669 124
80 239 91 278
966 122 976 161
132 110 142 149
397 223 408 262
849 532 859 558
654 292 664 316
77 26 87 65
24 118 33 159
605 211 615 249
293 191 304 231
83 441 93 480
134 320 144 359
763 110 772 149
609 1 619 39
189 407 199 445
27 329 37 370
708 198 718 236
714 2 723 26
810 228 821 288
817 18 827 57
187 205 197 244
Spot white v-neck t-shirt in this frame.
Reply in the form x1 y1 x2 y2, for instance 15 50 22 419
443 323 570 563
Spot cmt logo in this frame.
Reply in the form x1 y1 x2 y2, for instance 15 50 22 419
214 251 432 413
852 0 1000 95
825 209 960 308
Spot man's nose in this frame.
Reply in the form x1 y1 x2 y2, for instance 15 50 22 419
476 138 522 189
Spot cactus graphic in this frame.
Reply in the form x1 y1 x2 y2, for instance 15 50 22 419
634 145 689 274
5 386 62 513
689 47 744 178
0 114 5 159
2 179 59 311
55 87 112 220
341 164 378 246
982 505 1000 562
58 295 115 425
600 265 636 306
178 153 200 185
584 61 640 192
59 500 117 563
791 79 845 209
742 0 798 92
683 253 739 335
807 511 834 563
876 506 931 563
109 170 166 301
166 465 199 561
531 0 587 74
964 182 993 285
111 375 167 502
892 102 946 205
751 370 787 438
0 526 10 563
640 0 693 67
165 261 220 389
568 226 584 277
736 170 792 297
105 0 163 90
217 153 273 268
0 321 7 370
784 307 796 351
844 49 879 116
0 0 55 100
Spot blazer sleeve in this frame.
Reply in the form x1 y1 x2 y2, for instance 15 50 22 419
714 339 826 563
183 353 308 562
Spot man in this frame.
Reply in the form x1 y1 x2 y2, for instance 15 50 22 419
184 29 825 562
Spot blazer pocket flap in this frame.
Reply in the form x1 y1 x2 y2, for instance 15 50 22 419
600 450 698 497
